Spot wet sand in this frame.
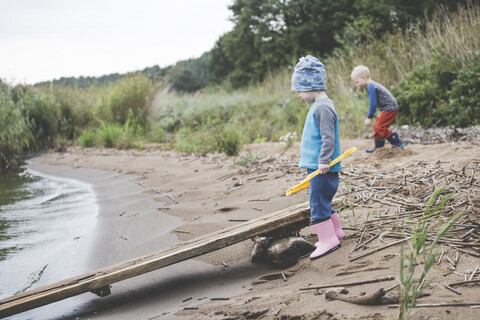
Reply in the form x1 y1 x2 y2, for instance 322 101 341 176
21 148 287 320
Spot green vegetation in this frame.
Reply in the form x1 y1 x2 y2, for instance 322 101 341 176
235 152 260 166
0 82 32 169
2 2 480 171
209 0 468 88
398 188 462 319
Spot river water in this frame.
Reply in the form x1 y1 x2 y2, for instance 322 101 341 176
0 165 98 299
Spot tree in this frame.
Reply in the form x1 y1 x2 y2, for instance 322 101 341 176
209 0 470 87
169 52 210 92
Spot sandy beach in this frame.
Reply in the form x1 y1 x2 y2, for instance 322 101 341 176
17 137 480 320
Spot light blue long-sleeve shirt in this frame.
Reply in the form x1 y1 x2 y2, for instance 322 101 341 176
299 98 342 172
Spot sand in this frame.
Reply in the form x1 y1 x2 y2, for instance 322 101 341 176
19 138 480 320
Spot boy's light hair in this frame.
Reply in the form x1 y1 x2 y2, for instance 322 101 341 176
351 65 371 80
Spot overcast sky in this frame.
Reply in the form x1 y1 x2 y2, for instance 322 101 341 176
0 0 234 84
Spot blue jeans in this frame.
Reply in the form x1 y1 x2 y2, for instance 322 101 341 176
307 169 339 224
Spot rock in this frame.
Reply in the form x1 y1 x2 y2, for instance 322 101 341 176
251 236 314 268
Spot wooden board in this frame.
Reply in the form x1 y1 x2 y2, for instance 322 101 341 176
0 201 311 318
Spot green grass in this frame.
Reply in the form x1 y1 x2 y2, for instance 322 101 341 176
79 129 97 147
398 187 463 319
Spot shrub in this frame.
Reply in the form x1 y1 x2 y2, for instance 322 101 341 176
79 129 97 148
17 87 60 149
392 55 459 127
116 112 145 149
235 152 260 166
174 127 217 154
447 54 480 127
101 73 153 125
215 125 243 156
148 125 166 143
48 85 97 140
0 82 32 170
99 122 121 148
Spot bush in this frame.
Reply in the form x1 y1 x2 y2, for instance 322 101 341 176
48 85 97 140
392 53 480 128
172 125 243 156
99 122 122 148
215 125 243 156
116 112 145 149
174 127 217 154
17 87 60 149
79 129 97 147
392 55 459 127
148 125 166 143
101 73 153 125
447 54 480 127
0 82 32 170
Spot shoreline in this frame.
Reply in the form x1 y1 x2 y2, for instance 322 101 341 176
18 150 279 320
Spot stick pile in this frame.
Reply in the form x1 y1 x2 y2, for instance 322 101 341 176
337 160 480 262
395 125 480 145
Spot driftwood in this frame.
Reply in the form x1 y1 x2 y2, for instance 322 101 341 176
299 275 394 290
0 202 311 318
326 287 430 306
388 302 480 308
349 237 411 262
448 279 480 287
326 288 388 305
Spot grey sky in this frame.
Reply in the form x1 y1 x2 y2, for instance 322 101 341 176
0 0 233 84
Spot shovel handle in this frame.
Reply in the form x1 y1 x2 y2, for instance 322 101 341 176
285 146 358 196
306 146 358 180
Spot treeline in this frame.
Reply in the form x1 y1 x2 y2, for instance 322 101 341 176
209 0 469 88
34 54 206 93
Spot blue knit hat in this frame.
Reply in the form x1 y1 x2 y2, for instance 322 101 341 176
291 55 327 91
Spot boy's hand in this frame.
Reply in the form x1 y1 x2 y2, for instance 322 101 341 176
364 118 372 126
317 163 330 174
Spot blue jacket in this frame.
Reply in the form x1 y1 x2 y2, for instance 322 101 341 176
299 98 342 172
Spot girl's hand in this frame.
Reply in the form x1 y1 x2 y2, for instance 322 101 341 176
318 163 330 174
364 118 372 126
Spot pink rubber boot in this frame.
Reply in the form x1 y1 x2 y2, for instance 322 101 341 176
315 213 345 247
331 212 345 239
310 219 341 260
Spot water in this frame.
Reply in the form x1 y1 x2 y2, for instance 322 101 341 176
0 166 98 299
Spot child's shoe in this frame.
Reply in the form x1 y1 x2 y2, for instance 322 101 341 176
366 139 385 153
310 219 341 260
387 132 404 148
315 212 344 247
331 212 345 239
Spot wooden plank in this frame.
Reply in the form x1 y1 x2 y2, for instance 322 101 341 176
0 202 311 318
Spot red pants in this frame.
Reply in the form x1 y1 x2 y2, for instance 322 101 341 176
373 110 398 140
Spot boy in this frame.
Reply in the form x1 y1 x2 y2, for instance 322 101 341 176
291 55 345 260
351 65 404 152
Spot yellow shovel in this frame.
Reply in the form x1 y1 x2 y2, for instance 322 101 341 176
285 146 358 196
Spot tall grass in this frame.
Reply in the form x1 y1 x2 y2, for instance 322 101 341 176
151 67 309 145
398 187 463 319
0 83 32 170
